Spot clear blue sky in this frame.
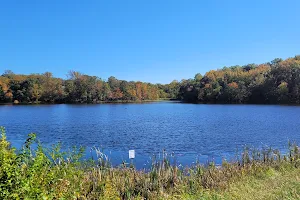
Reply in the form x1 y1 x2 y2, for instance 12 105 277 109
0 0 299 83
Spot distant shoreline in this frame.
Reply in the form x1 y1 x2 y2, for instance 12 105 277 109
2 100 300 106
0 99 178 105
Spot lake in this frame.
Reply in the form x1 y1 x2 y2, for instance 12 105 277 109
1 102 300 168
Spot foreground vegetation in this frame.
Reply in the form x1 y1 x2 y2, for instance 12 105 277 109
0 55 300 104
0 127 299 199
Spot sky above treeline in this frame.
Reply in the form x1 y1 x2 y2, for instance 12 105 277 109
0 0 299 84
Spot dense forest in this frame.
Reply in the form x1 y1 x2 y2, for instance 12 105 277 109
178 55 300 104
0 71 168 104
0 55 300 104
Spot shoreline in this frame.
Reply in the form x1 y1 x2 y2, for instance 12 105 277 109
0 128 299 199
0 99 177 105
2 100 300 106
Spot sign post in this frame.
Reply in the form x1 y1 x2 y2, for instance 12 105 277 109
129 150 135 167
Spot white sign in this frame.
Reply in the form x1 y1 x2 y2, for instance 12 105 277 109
129 150 135 159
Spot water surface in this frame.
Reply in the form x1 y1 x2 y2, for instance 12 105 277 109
1 102 299 168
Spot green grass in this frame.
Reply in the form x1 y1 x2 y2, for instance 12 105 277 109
182 167 300 200
0 126 299 200
224 167 300 200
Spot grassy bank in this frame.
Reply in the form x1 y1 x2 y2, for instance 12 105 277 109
0 127 299 200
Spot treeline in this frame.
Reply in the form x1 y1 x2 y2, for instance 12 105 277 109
1 55 300 104
0 71 171 104
176 55 300 104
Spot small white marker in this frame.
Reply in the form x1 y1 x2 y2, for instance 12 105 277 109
129 150 135 159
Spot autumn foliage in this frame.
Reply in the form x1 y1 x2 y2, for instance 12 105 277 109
1 55 300 104
0 71 160 103
178 55 300 104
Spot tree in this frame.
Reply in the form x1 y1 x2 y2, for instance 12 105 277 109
277 81 289 103
30 83 41 102
194 73 202 82
108 76 119 90
2 70 14 77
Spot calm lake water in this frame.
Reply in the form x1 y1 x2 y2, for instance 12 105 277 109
1 102 300 168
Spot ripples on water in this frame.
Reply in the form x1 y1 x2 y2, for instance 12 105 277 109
1 102 300 168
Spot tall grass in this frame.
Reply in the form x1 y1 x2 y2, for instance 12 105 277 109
0 126 299 199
